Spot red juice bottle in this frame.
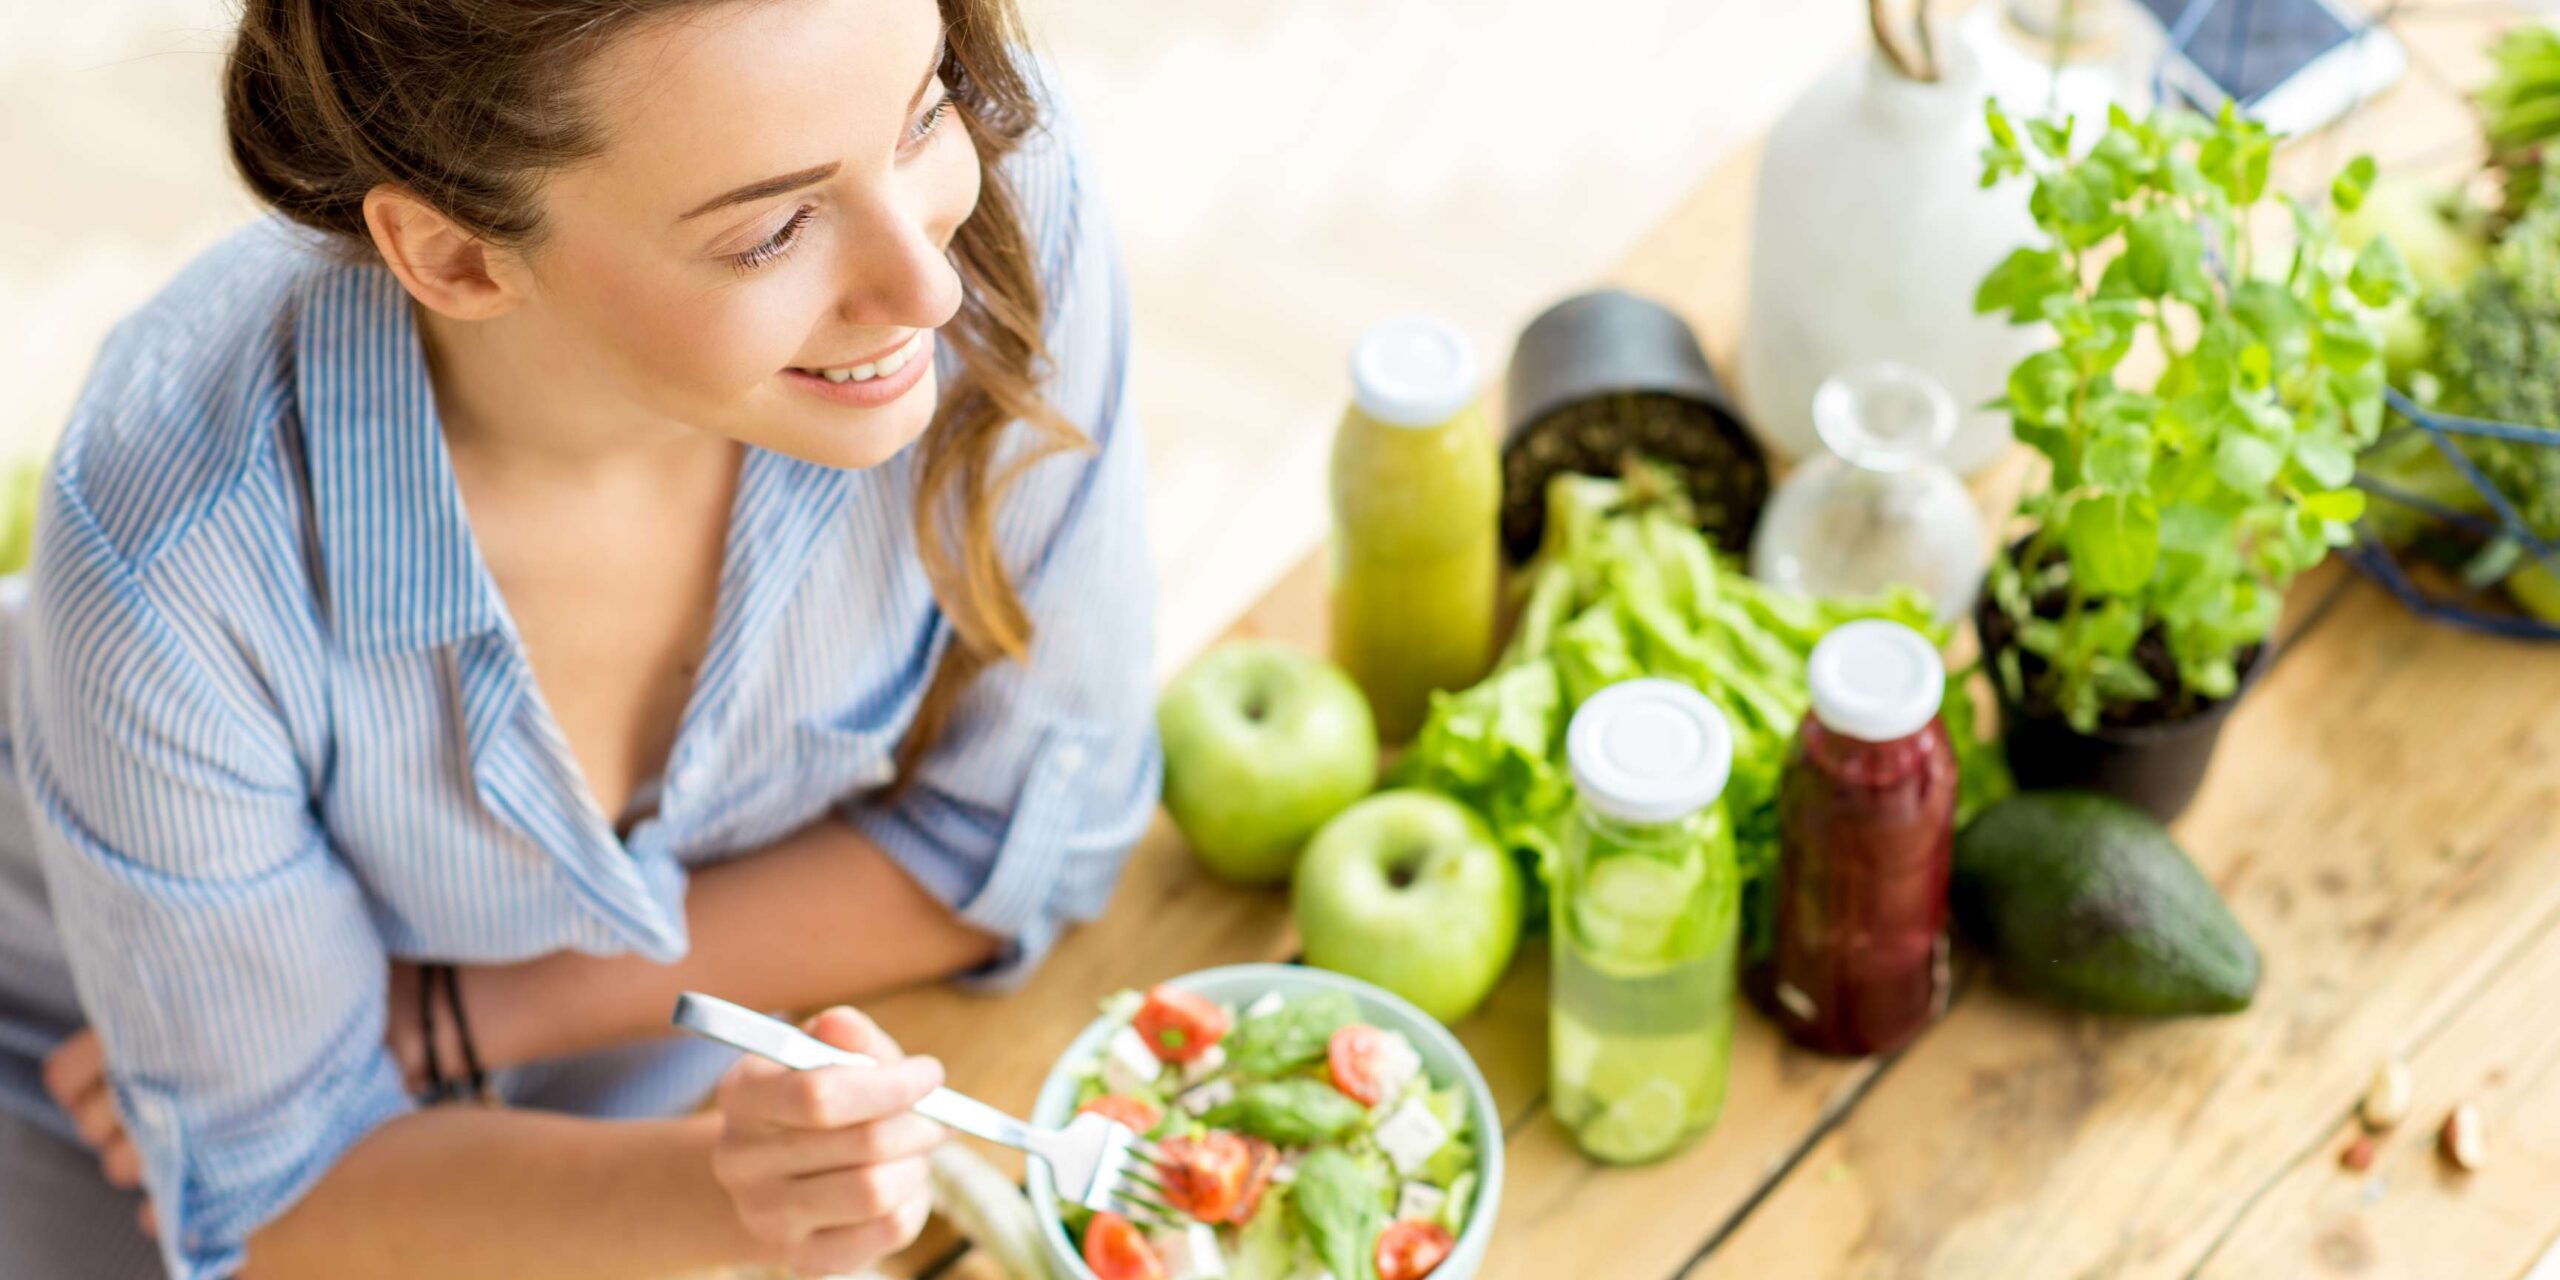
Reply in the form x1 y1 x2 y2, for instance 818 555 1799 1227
1762 619 1958 1056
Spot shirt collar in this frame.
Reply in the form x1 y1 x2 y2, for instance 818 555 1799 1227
294 258 507 654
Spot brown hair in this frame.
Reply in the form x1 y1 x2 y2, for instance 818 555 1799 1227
224 0 1086 781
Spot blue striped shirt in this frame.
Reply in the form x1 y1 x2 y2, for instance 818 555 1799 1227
0 92 1156 1279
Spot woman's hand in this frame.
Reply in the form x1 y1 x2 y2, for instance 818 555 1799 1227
709 1006 948 1276
41 1028 159 1236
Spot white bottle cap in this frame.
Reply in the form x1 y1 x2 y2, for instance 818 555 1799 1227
1350 315 1480 428
1806 619 1945 744
1566 679 1734 826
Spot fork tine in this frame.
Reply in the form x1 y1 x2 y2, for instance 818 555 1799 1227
1112 1189 1181 1229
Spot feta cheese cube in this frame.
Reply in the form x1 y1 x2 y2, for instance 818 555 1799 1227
1396 1180 1447 1223
1245 991 1286 1020
1372 1095 1450 1176
1269 1154 1300 1184
1177 1077 1236 1116
1180 1043 1228 1087
1101 1026 1164 1096
1372 1031 1424 1100
1151 1223 1227 1280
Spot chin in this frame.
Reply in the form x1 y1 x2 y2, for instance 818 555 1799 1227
758 368 941 471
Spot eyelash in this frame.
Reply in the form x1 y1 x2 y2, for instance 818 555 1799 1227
910 96 955 146
729 206 815 274
723 97 953 275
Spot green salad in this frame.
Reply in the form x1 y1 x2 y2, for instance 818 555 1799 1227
1061 985 1477 1280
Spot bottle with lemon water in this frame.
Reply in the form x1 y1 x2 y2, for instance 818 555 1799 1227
1550 679 1740 1165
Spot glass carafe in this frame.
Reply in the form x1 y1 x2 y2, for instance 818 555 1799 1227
1749 362 1988 624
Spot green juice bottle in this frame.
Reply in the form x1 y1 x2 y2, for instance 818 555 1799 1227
1550 678 1741 1165
1329 315 1499 744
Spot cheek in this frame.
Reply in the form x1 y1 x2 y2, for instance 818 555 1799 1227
551 243 822 396
934 128 985 243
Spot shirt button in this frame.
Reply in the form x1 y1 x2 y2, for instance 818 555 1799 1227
132 1094 172 1131
1052 742 1089 776
674 761 710 794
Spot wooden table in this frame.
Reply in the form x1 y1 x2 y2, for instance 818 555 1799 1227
867 15 2560 1278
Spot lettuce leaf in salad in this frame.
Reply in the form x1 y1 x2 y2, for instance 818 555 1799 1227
1201 1079 1367 1146
1290 1147 1385 1280
1223 991 1359 1076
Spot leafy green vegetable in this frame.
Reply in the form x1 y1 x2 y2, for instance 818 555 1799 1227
1395 464 2011 955
1228 1182 1303 1280
1975 103 2405 730
1290 1148 1384 1280
2481 25 2560 225
1200 1080 1368 1146
2419 169 2560 545
1223 991 1358 1077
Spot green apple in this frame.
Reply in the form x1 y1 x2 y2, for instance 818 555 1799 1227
1294 790 1523 1023
1157 641 1379 885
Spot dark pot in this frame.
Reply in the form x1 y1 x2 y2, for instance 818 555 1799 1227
1500 288 1770 560
1973 588 2271 826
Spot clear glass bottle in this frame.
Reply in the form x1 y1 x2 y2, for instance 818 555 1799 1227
1749 362 1988 624
1759 620 1959 1057
1549 679 1739 1166
1330 315 1500 744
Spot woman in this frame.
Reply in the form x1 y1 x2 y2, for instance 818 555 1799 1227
0 0 1157 1275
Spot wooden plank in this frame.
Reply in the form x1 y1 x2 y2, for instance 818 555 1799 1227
1689 581 2560 1279
2191 893 2560 1278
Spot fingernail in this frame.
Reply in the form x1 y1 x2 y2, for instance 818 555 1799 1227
910 1056 945 1092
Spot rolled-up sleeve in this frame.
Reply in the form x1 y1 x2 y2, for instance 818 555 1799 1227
851 98 1161 989
18 480 411 1279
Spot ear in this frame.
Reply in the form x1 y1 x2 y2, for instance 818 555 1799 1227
362 186 530 321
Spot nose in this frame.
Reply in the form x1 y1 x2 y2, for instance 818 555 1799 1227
830 188 964 332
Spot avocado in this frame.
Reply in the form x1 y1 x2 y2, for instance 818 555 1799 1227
1953 790 2260 1015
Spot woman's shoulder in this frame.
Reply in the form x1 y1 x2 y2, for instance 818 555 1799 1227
49 219 336 583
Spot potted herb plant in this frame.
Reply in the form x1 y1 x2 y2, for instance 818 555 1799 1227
1971 103 2412 821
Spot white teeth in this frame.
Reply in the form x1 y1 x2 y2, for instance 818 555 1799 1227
802 332 926 387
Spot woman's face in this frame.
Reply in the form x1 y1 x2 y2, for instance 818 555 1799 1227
509 0 978 470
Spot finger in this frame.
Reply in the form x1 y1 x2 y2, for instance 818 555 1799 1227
69 1087 124 1153
100 1133 144 1190
787 1191 931 1277
783 1153 931 1237
137 1200 158 1241
41 1030 104 1108
721 1054 943 1133
731 1113 949 1181
801 1006 903 1063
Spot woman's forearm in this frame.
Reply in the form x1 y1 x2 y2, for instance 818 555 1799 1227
247 1108 765 1280
471 819 999 1070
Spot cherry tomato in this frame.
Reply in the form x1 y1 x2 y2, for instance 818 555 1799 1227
1082 1210 1166 1280
1327 1023 1416 1107
1155 1131 1254 1222
1226 1135 1280 1225
1133 985 1231 1064
1376 1218 1456 1280
1077 1094 1164 1135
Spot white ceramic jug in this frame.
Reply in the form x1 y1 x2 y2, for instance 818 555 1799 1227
1739 37 2042 475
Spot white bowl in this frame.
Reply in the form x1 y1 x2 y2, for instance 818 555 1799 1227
1028 963 1505 1279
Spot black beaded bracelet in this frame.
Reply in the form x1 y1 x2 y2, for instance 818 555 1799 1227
417 964 490 1105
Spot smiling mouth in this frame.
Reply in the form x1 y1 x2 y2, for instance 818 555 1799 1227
791 331 929 385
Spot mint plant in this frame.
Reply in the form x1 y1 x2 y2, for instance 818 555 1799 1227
1973 103 2412 731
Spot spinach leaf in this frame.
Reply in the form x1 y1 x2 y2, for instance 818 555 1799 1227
1200 1080 1366 1146
1289 1147 1383 1280
1222 991 1357 1076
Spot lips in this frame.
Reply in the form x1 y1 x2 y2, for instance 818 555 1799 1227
792 331 930 385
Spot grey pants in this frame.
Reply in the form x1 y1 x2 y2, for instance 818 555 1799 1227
0 1034 735 1278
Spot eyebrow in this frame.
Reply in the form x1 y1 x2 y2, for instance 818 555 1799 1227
675 27 950 223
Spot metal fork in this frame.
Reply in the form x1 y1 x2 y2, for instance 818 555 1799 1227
671 992 1179 1226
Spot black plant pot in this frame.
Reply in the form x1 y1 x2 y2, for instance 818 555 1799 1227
1974 589 2271 826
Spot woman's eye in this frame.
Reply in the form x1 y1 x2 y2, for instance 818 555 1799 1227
728 206 815 274
907 96 955 149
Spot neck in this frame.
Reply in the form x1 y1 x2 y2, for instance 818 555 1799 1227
419 305 724 476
